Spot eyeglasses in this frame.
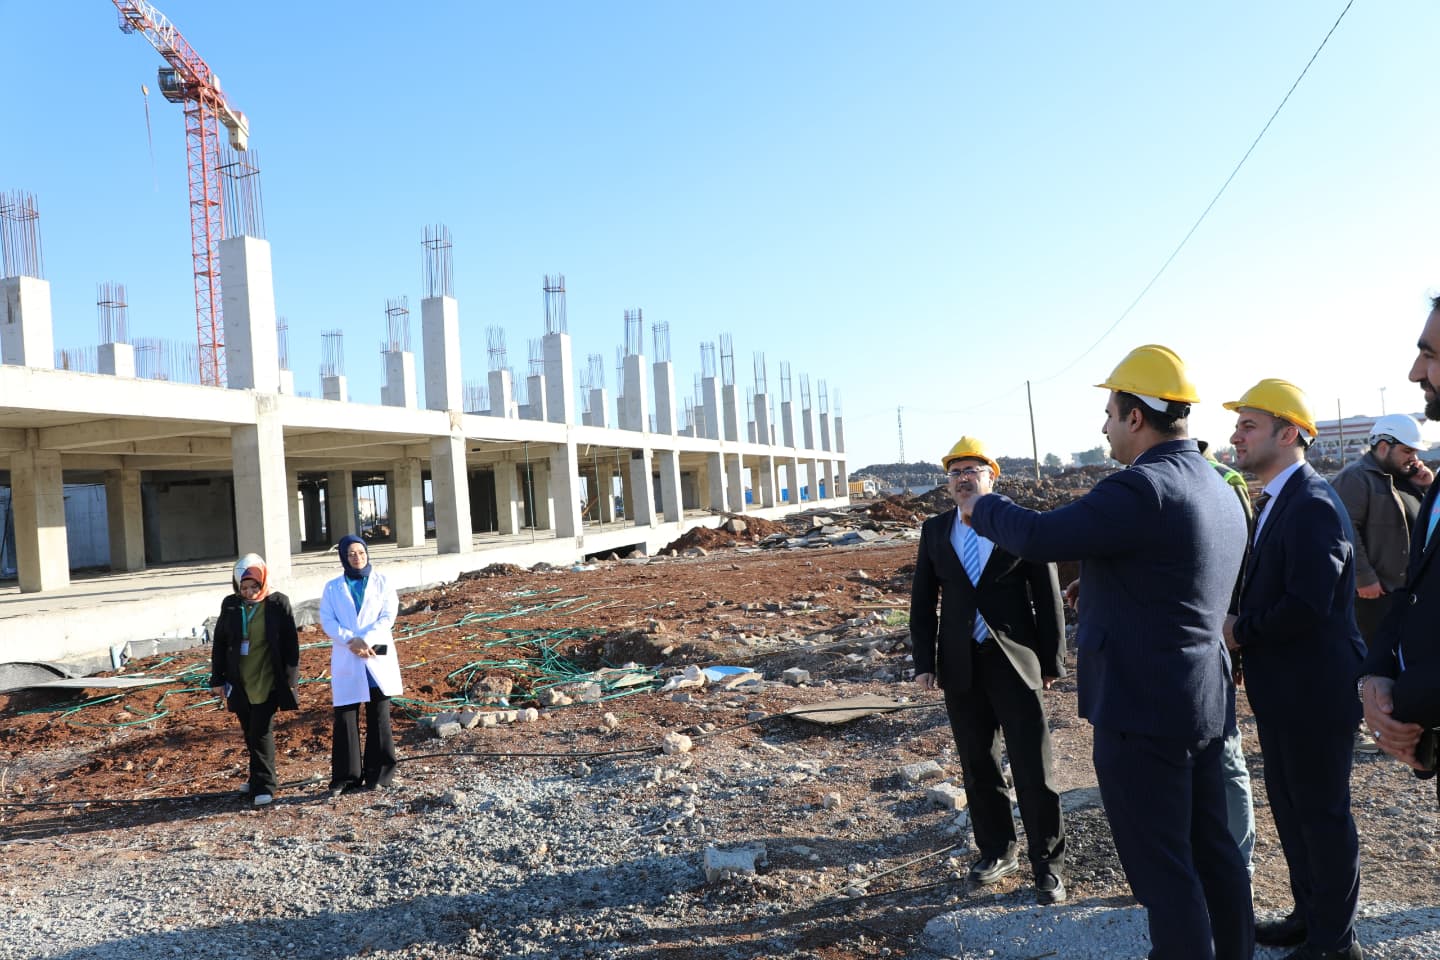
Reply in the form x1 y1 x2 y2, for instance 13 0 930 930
947 466 986 479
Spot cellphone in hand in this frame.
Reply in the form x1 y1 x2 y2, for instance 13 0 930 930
371 644 389 656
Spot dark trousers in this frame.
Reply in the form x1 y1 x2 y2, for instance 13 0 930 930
232 693 280 795
332 695 396 788
1352 593 1396 646
1093 726 1253 960
943 639 1064 877
1255 718 1360 953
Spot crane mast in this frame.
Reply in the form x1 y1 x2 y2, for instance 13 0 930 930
112 1 250 387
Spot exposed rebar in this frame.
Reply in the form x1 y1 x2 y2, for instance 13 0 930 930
487 326 508 372
753 352 767 395
623 308 643 357
651 321 671 364
218 147 265 240
97 282 130 345
321 329 346 377
463 380 489 413
543 274 568 335
385 297 411 352
800 373 812 409
422 224 454 298
780 361 793 403
276 316 290 370
55 346 97 373
528 337 544 376
0 190 44 279
719 333 735 387
134 337 200 383
700 342 717 379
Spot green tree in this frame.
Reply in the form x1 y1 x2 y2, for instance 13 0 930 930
1043 453 1062 468
1074 446 1108 466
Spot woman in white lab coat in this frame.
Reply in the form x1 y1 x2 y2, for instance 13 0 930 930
319 535 402 797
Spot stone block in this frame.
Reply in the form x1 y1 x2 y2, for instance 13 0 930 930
781 667 811 685
703 843 767 883
662 732 693 755
898 760 944 785
433 721 462 740
927 781 967 811
478 713 500 728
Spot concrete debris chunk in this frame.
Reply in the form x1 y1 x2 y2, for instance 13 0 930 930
433 721 463 740
717 670 762 691
781 667 811 685
432 711 459 727
600 712 619 732
478 713 500 728
660 665 708 693
927 781 967 810
702 843 768 883
662 732 693 755
457 710 481 730
571 681 603 703
898 760 945 785
518 708 540 722
822 792 843 811
671 692 693 703
536 688 572 707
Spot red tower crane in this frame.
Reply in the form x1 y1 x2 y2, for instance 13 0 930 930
112 1 250 387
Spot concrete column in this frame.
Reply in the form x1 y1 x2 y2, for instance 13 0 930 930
755 456 777 508
523 374 548 421
627 449 656 526
585 389 608 428
548 441 583 539
488 368 514 418
496 462 521 535
104 468 145 573
622 354 649 432
1 276 54 369
326 469 356 540
721 384 742 442
543 333 575 425
652 361 677 435
392 457 425 548
835 459 849 501
802 405 817 452
702 377 722 441
527 459 553 530
322 375 348 403
285 469 302 554
834 415 846 454
783 458 802 504
747 421 757 443
278 369 295 395
382 351 417 408
806 460 820 502
618 462 634 521
98 343 135 378
10 435 66 592
656 449 682 522
219 236 280 392
430 432 472 554
231 398 292 581
754 394 773 449
301 484 323 543
422 296 462 412
780 400 798 448
820 411 832 452
726 455 746 513
705 452 727 511
597 463 616 522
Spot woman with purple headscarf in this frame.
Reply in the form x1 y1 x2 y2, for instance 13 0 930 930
319 535 402 798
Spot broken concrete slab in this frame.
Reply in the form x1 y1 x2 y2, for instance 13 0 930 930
898 760 945 785
782 694 906 726
927 781 967 810
703 843 768 883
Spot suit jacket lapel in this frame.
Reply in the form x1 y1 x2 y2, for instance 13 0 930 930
940 509 979 594
1245 464 1310 586
1410 482 1440 579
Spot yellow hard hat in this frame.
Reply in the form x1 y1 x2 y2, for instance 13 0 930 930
1095 344 1200 405
1224 378 1317 438
941 436 1000 476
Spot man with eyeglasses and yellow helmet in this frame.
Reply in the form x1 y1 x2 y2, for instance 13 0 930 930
1224 379 1364 960
953 345 1252 960
909 437 1067 905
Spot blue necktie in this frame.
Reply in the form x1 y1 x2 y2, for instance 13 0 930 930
960 524 989 644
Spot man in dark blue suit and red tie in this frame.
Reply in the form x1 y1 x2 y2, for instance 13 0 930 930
955 344 1252 960
1224 378 1364 960
909 436 1067 905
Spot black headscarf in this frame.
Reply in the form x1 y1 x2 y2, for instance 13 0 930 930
337 535 372 580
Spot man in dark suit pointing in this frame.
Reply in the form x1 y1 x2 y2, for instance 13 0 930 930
1224 378 1364 960
910 435 1067 904
955 345 1252 960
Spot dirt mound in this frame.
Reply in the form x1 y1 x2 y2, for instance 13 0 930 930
460 562 526 580
866 498 921 524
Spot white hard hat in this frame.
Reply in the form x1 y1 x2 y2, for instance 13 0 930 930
1369 414 1431 451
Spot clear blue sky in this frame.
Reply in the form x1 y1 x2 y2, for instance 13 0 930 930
4 1 1438 468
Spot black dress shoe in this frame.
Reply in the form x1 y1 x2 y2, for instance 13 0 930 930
967 855 1020 885
1281 941 1362 960
1035 872 1067 904
1256 913 1307 947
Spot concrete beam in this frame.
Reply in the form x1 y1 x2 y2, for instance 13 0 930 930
37 419 215 450
0 427 24 452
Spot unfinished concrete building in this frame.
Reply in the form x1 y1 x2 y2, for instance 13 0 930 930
0 199 850 671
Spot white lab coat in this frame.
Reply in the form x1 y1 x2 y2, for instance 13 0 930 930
320 570 403 706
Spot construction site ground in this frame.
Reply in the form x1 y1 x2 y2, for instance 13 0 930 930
2 492 1439 959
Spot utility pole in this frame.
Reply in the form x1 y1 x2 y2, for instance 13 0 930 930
1337 399 1345 466
1026 380 1040 481
897 405 908 494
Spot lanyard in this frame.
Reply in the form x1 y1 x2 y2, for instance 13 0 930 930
240 601 260 639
